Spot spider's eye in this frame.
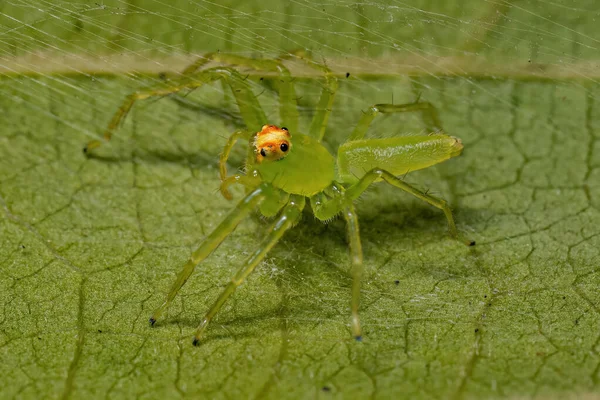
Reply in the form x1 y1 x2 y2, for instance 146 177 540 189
260 149 267 157
281 127 288 131
280 143 289 152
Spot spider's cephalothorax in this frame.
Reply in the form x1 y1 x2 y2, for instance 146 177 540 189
85 52 474 346
254 125 291 163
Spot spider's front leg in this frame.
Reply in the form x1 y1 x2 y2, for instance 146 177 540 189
192 195 305 346
149 183 273 326
279 51 339 142
193 51 341 143
181 52 301 134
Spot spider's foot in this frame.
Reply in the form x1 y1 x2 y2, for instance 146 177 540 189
454 233 476 247
355 335 363 342
462 237 476 247
83 140 102 154
149 317 157 327
219 186 233 201
192 337 201 347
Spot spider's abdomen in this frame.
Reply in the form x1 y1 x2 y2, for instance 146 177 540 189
336 134 463 184
255 134 335 196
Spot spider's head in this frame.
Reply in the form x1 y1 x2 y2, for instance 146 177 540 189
254 125 291 163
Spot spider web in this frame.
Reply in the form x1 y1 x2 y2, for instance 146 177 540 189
1 1 600 399
1 0 598 140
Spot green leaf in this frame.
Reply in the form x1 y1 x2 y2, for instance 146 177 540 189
1 1 599 399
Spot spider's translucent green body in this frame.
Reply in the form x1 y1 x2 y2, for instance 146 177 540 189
256 134 335 196
85 52 472 346
257 133 462 197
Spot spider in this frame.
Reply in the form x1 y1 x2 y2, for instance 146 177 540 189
84 53 474 346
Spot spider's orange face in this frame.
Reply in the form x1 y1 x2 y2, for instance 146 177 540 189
254 125 291 163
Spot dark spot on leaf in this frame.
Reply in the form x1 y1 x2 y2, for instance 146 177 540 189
475 328 479 333
394 280 400 285
322 386 331 392
346 72 350 78
74 17 83 33
98 329 102 333
484 295 487 298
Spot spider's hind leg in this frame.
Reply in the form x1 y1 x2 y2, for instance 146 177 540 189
349 101 442 141
345 168 475 246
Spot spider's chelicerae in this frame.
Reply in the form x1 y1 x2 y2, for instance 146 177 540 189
84 53 474 345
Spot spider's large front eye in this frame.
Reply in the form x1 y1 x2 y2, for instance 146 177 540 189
254 125 292 163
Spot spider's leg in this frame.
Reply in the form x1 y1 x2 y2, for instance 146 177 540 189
345 168 474 246
309 71 338 142
149 183 273 325
309 189 365 339
284 53 338 142
219 129 253 199
349 102 442 141
219 174 261 201
343 204 364 340
181 53 216 75
192 195 305 346
182 52 300 133
84 67 267 153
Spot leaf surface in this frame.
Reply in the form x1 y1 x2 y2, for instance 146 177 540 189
1 1 599 399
